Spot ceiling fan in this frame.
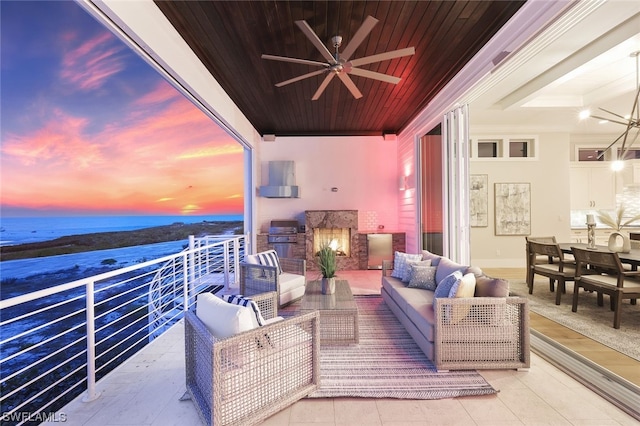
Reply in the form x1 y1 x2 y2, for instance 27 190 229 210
261 15 415 100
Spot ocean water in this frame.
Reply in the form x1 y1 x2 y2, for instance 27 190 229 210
0 214 242 246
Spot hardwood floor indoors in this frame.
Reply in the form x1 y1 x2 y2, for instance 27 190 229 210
483 267 640 387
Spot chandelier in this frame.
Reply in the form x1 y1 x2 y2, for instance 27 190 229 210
579 50 640 167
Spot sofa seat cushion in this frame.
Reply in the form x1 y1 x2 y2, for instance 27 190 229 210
405 302 436 342
278 272 306 305
392 286 434 312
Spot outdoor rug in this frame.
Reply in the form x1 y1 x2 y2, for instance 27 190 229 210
510 279 640 361
282 295 497 399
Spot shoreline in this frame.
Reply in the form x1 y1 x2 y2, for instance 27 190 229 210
0 221 243 261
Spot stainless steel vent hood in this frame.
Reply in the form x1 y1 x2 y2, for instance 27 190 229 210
259 161 299 198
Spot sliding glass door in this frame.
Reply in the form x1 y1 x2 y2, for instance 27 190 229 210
419 105 470 264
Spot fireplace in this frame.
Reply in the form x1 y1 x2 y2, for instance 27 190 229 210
305 210 360 270
312 227 351 256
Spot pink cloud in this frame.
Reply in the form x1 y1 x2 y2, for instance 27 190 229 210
59 32 125 91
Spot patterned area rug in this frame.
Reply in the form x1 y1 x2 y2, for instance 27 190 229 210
510 279 640 361
282 295 497 399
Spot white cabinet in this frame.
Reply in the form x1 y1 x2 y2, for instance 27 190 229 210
569 164 616 210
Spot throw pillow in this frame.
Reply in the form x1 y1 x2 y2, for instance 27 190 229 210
433 270 463 310
221 294 265 326
391 251 423 280
196 293 258 339
474 275 510 297
407 265 437 290
257 249 283 274
402 259 432 283
448 273 477 324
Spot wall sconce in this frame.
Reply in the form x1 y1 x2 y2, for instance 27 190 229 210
399 174 415 191
399 176 407 191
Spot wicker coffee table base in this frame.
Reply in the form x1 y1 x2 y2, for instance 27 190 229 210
301 279 359 345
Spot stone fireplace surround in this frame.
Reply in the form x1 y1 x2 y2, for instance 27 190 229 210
305 210 363 271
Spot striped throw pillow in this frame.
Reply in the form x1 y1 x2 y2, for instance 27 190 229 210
257 250 283 275
221 294 265 326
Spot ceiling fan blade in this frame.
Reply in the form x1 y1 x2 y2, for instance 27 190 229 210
349 47 415 67
337 73 363 99
275 70 327 87
295 20 336 64
349 67 401 84
262 54 329 68
340 15 379 61
312 73 335 100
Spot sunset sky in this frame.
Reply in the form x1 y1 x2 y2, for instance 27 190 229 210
0 1 244 217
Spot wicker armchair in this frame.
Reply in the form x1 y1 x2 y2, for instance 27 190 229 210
434 296 530 371
240 257 307 307
183 291 320 426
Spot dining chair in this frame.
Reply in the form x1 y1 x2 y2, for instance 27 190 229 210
525 236 559 288
527 240 577 305
571 246 640 329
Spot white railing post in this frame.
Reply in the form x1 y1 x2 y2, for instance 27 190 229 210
183 252 191 311
233 237 241 287
83 280 101 402
188 235 196 283
223 240 230 289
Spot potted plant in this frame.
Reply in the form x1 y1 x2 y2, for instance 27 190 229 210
597 205 640 253
317 244 337 294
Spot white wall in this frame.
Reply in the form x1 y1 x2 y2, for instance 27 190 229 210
469 133 572 267
256 136 399 233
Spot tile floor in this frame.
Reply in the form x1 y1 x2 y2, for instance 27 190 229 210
45 270 639 425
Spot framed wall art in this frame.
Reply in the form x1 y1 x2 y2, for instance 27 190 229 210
470 174 488 227
494 182 531 236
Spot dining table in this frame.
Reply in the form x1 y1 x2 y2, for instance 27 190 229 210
559 243 640 270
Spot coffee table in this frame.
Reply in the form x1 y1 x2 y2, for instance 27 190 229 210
300 279 359 344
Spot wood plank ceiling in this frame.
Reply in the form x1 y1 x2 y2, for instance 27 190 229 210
155 1 525 136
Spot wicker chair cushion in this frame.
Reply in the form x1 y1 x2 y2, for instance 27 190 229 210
407 265 437 290
403 259 432 282
196 293 259 339
221 294 265 326
391 252 423 280
244 254 260 264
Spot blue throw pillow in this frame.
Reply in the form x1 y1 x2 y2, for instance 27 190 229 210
433 271 463 309
407 265 437 290
391 252 423 280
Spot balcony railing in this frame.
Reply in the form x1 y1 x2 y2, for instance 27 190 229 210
0 234 246 425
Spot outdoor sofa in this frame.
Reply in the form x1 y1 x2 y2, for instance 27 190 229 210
381 250 530 371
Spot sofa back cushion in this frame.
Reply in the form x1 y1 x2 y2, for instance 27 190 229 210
196 293 259 339
421 250 442 266
435 257 469 285
474 275 510 297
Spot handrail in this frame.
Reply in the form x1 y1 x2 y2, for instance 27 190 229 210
0 234 245 425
